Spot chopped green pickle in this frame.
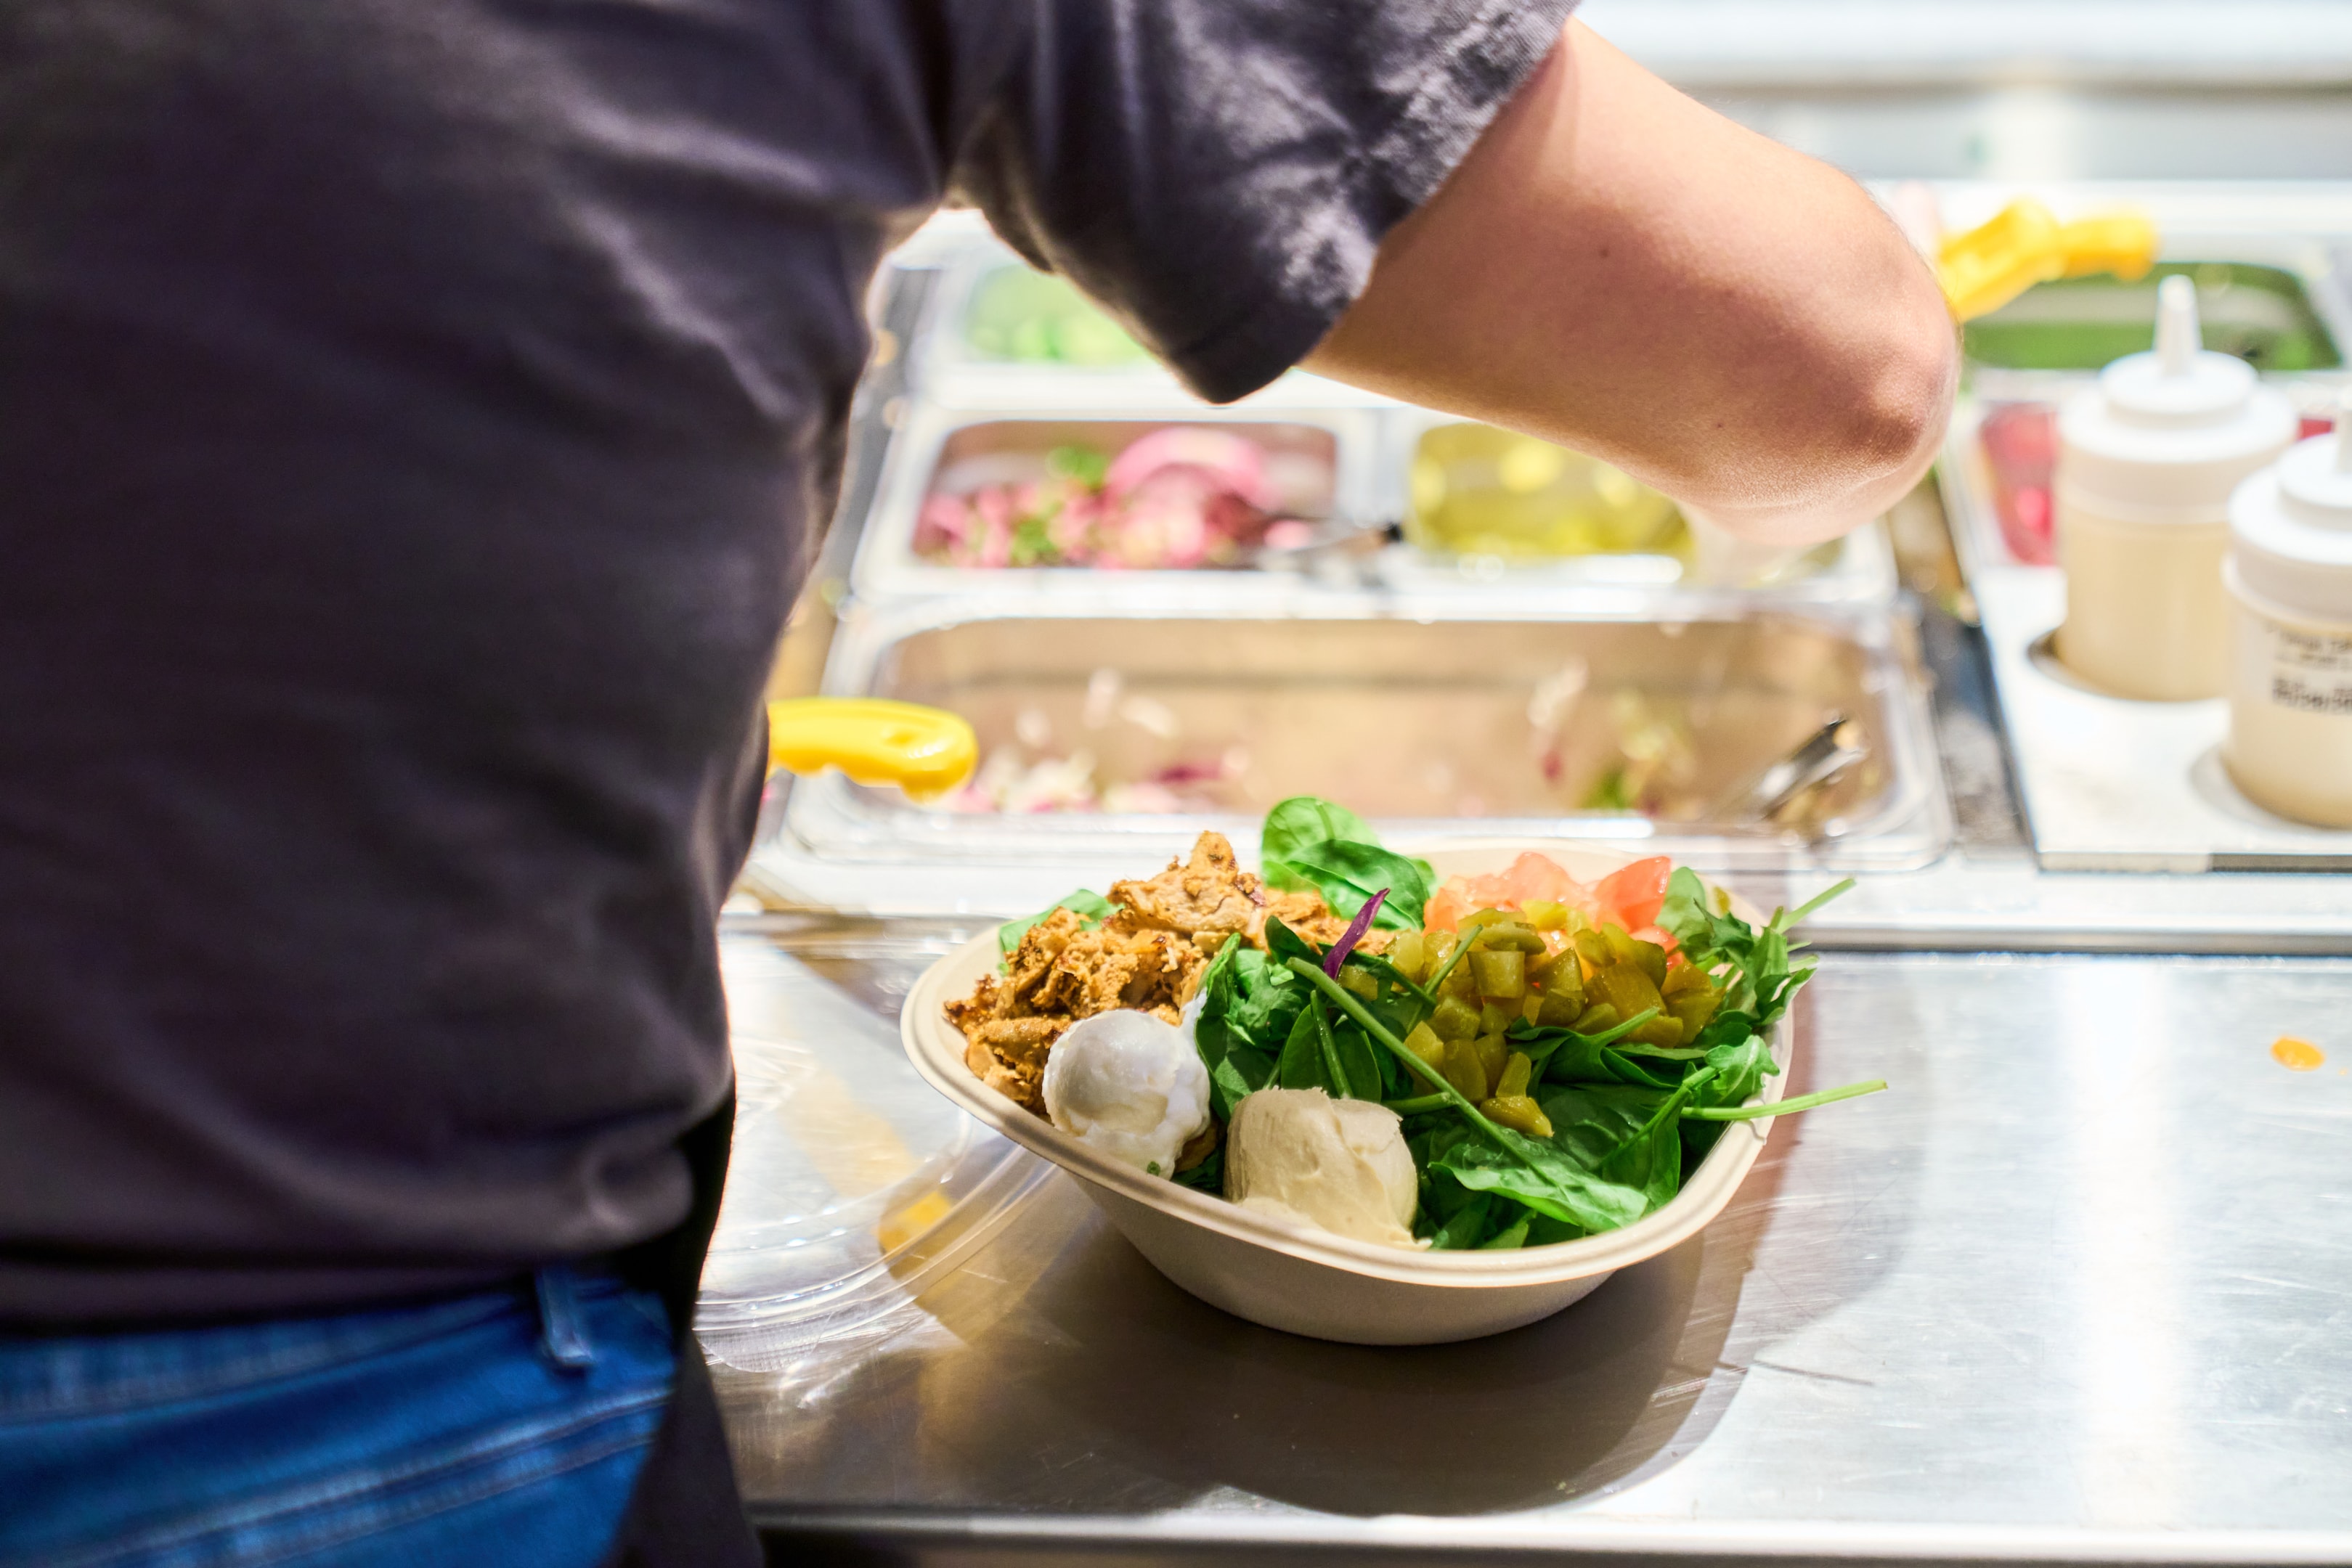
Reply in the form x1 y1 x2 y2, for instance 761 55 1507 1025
1430 995 1481 1042
1469 948 1526 999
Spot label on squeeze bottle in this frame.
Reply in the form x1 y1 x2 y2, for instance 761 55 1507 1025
2255 619 2352 716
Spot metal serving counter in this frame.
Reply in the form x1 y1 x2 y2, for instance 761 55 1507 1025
714 931 2352 1565
718 180 2352 1562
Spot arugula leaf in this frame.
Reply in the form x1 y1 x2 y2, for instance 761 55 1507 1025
998 889 1115 955
1261 796 1377 870
1656 867 1850 1028
1698 1032 1779 1109
1683 1079 1886 1120
1266 839 1434 929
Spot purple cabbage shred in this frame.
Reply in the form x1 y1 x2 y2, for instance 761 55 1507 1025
1322 889 1388 977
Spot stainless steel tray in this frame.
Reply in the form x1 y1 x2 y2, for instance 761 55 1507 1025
1942 400 2352 871
781 596 1948 878
845 403 1385 608
847 399 1897 611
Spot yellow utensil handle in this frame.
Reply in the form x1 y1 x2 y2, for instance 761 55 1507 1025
765 698 977 801
1934 200 2159 323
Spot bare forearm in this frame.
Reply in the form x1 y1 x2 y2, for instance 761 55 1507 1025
1305 22 1956 545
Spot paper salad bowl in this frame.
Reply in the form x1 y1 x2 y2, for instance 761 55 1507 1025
900 844 1793 1345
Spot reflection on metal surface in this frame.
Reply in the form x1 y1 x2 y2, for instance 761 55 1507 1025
720 950 2352 1561
699 923 1051 1371
2064 966 2181 1525
1712 713 1865 824
784 606 1945 869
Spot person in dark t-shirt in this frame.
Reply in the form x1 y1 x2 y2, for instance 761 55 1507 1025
0 1 1953 1561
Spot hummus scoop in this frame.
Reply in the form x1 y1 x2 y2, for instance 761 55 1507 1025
1225 1088 1423 1250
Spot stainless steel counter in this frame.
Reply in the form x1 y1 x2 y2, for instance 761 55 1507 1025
715 936 2352 1565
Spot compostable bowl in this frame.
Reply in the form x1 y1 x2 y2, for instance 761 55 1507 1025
900 844 1794 1344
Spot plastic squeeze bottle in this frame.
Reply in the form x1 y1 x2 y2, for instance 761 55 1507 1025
2223 395 2352 827
2054 274 2297 700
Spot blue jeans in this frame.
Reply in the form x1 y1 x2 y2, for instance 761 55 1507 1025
0 1267 675 1568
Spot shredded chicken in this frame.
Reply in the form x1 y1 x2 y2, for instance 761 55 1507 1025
951 830 1376 1116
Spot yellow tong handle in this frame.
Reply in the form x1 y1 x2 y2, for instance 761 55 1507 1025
1934 198 2160 323
765 698 977 801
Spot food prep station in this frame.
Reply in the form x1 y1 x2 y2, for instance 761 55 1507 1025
709 181 2352 1564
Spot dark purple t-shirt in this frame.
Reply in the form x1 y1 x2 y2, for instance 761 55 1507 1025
0 0 1575 1325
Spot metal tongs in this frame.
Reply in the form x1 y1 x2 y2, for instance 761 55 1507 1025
1712 714 1867 828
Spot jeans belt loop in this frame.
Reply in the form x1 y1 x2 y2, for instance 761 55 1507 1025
534 1265 595 1371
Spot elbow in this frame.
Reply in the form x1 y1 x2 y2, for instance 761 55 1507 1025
1693 279 1959 547
1845 305 1959 505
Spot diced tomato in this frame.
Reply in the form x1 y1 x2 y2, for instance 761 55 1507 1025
1423 883 1472 933
1592 857 1672 931
1629 923 1680 958
1425 852 1594 932
1499 852 1584 906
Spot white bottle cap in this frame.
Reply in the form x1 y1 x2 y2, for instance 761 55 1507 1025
2228 388 2352 624
2058 275 2298 523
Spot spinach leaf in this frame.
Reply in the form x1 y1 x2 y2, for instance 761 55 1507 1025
1510 1010 1666 1081
1273 997 1382 1101
1191 935 1245 1063
1527 1213 1586 1246
1195 940 1286 1119
1291 955 1651 1232
1428 1132 1652 1233
1218 946 1309 1058
1479 1215 1533 1251
1277 1003 1333 1094
1211 1048 1277 1124
1262 915 1323 968
998 889 1115 955
1172 1148 1224 1193
1426 1193 1496 1251
1262 796 1378 867
1330 1018 1383 1103
1537 1082 1674 1170
1599 1069 1712 1213
1266 839 1434 929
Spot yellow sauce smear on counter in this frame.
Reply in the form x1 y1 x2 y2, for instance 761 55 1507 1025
2271 1036 2327 1072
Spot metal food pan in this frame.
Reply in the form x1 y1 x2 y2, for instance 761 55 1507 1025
786 600 1948 874
1367 404 1899 606
909 232 1384 413
846 405 1386 607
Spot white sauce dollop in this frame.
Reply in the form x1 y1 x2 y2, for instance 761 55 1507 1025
1042 1009 1213 1177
